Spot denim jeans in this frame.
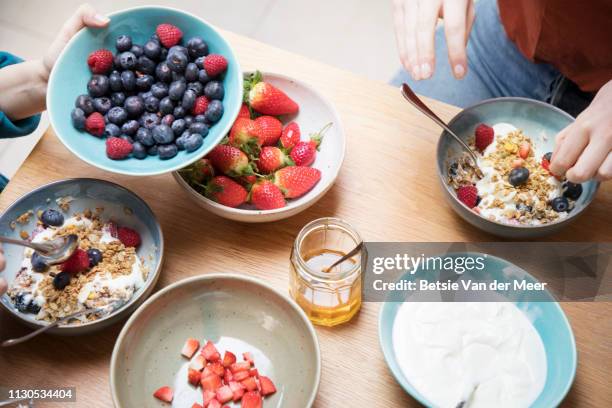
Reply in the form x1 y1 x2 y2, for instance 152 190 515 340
390 0 593 117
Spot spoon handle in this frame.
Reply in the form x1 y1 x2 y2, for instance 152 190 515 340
324 242 363 273
0 236 36 250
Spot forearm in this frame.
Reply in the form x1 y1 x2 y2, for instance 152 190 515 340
0 59 49 121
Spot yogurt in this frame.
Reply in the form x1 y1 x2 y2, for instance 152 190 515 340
392 302 547 408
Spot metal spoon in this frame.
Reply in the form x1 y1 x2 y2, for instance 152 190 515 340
400 83 483 178
0 234 78 264
455 383 479 408
322 242 363 273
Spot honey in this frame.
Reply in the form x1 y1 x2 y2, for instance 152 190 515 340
289 218 363 326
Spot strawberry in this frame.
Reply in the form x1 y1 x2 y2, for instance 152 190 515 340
182 158 215 184
229 118 265 153
60 249 89 274
208 399 222 408
475 123 494 152
274 166 321 198
224 368 234 383
279 122 301 150
106 137 133 160
87 49 113 74
229 381 245 401
241 391 262 408
207 145 255 176
250 181 286 210
230 362 251 374
85 112 105 137
222 351 237 368
456 185 479 208
248 368 258 378
289 122 330 166
203 390 216 406
238 175 257 189
241 376 258 392
117 226 141 247
242 352 254 365
204 54 228 78
153 386 173 403
233 371 250 382
192 404 203 408
205 176 248 208
190 355 206 371
257 147 293 174
156 23 183 48
201 374 222 391
254 116 282 146
258 376 276 396
237 103 251 119
519 141 530 159
216 385 233 403
542 152 552 171
209 361 225 377
181 338 200 359
192 96 210 115
244 71 299 116
201 341 221 362
188 368 202 386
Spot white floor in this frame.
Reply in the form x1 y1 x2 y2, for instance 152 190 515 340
0 0 399 179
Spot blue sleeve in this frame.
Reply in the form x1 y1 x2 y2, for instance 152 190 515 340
0 52 41 138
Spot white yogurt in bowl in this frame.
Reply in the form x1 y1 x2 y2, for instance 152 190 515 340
392 302 547 408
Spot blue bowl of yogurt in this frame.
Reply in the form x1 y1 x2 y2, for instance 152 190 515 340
378 253 576 407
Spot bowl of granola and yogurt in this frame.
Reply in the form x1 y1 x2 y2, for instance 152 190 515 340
437 98 598 238
0 178 163 334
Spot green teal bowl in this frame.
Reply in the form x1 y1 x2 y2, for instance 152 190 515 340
378 253 577 407
47 6 242 176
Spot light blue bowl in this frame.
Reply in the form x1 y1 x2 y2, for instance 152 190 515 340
47 6 242 176
379 253 577 407
0 178 164 334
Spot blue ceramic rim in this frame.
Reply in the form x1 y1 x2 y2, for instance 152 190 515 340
46 5 243 176
0 177 165 329
377 251 577 407
435 96 600 230
109 272 322 408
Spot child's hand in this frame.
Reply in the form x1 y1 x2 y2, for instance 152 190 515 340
550 80 612 182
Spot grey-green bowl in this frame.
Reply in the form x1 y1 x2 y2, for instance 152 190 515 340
110 274 321 408
437 97 599 238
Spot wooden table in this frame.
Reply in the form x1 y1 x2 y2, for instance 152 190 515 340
1 30 611 408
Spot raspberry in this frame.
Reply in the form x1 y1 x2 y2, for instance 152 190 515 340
203 54 228 78
85 112 105 137
456 185 479 208
156 23 183 48
117 227 141 247
106 137 133 160
474 123 494 152
60 249 90 274
191 96 209 115
87 49 114 74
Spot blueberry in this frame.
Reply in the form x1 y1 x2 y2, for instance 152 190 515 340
543 152 552 162
155 61 172 82
71 108 86 130
158 144 178 159
87 75 110 97
124 96 145 117
152 124 175 144
107 106 128 125
167 50 188 73
121 70 136 91
151 82 169 99
563 182 583 200
132 141 147 159
53 272 72 290
187 81 203 96
168 45 188 58
149 33 160 44
171 72 185 83
113 53 122 69
184 116 194 127
144 40 161 60
135 127 155 146
184 63 199 82
551 196 570 212
169 80 187 101
130 44 144 57
111 92 126 107
136 74 154 91
159 47 168 61
175 131 189 150
516 203 533 213
508 167 529 186
189 122 209 136
104 123 121 137
119 51 137 70
159 97 175 115
41 209 64 226
116 35 132 52
140 112 160 129
449 162 459 176
75 94 94 115
205 100 224 123
109 71 123 91
204 81 224 100
121 120 139 136
194 114 207 123
87 248 103 267
181 89 197 110
173 106 186 118
171 118 187 136
93 97 112 114
144 96 160 112
198 69 210 84
137 56 156 75
147 145 159 156
183 133 204 152
15 293 29 313
195 56 205 69
139 91 153 100
121 135 134 144
186 36 208 59
161 114 174 126
31 252 48 272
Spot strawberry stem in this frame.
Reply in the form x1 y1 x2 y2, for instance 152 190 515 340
243 71 263 103
310 122 333 150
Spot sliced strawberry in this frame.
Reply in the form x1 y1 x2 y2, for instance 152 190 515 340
182 338 200 359
519 141 530 159
248 368 259 378
153 386 173 403
190 355 207 371
258 376 277 396
241 391 262 408
208 399 222 408
230 362 251 373
209 361 225 377
242 352 254 365
203 390 216 406
241 376 258 392
233 371 250 382
192 404 203 408
216 385 233 403
222 351 237 368
60 249 90 274
224 368 234 384
201 340 221 362
201 374 222 392
188 368 202 386
229 381 245 402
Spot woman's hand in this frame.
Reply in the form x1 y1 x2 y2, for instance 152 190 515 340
550 80 612 182
393 0 475 80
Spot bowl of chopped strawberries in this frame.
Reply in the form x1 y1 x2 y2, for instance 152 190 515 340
173 71 346 222
110 273 320 407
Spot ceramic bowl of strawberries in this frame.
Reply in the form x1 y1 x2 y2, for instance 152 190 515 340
47 6 242 176
173 71 346 222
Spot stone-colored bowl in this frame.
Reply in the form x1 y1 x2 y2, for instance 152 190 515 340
110 274 320 407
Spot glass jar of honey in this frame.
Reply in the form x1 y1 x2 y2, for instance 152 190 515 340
289 218 363 326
